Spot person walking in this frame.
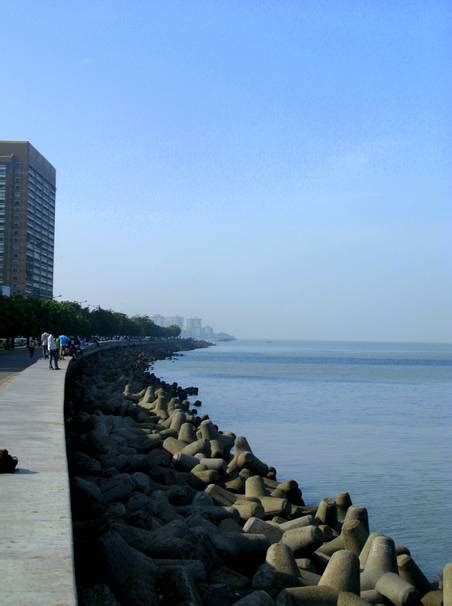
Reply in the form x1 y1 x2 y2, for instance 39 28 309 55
59 334 69 360
28 338 35 358
41 331 49 359
47 333 59 370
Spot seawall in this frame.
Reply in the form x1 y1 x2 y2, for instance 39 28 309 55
65 345 452 605
0 338 205 606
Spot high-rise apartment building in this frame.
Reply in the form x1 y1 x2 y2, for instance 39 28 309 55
185 318 202 338
0 141 56 298
165 316 184 330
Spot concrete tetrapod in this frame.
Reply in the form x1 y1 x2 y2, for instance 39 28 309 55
246 475 267 498
360 588 387 604
232 590 275 606
234 435 254 455
375 572 419 605
360 536 398 591
173 452 199 471
282 525 323 557
337 592 371 606
269 480 301 505
259 496 291 518
196 456 226 471
97 529 158 606
152 394 169 420
169 410 187 432
218 432 235 457
190 463 220 484
233 499 266 522
276 586 339 605
219 518 245 533
199 419 218 440
253 543 303 596
421 590 445 605
341 518 369 556
153 558 207 582
310 550 331 573
358 533 385 569
344 505 369 534
162 436 186 455
315 498 337 529
209 438 223 458
279 515 314 533
395 545 411 557
445 563 452 606
156 565 202 605
318 549 361 595
206 483 238 505
178 422 197 443
318 524 338 542
243 517 284 544
315 535 345 557
397 553 432 596
210 532 271 576
266 543 301 577
138 385 155 405
297 568 322 587
237 451 269 476
180 438 210 457
336 491 352 523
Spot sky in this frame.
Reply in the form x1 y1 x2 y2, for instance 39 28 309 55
1 1 451 341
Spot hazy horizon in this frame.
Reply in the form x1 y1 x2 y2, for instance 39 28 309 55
2 2 451 342
215 337 452 345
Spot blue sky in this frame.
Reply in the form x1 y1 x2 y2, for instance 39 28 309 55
2 1 451 340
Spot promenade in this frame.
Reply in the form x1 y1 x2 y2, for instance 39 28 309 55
0 347 39 387
0 356 77 606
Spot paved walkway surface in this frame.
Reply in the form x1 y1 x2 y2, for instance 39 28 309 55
0 348 42 387
0 358 77 605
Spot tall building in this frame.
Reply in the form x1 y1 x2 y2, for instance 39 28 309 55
150 314 165 326
184 318 202 338
0 141 56 298
165 316 184 330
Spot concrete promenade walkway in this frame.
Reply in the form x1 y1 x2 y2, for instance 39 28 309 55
0 357 77 605
0 347 41 387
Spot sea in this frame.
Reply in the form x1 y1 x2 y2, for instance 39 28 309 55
153 339 452 579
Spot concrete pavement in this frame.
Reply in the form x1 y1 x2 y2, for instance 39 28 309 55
0 347 42 387
0 357 77 605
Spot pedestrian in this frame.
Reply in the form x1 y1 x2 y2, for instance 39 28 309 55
28 338 35 358
59 334 69 360
47 333 59 370
41 331 49 359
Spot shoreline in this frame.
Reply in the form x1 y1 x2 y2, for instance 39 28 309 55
65 344 450 605
154 339 451 580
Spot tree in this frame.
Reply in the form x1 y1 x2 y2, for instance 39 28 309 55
0 295 180 343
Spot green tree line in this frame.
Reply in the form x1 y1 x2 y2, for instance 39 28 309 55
0 295 180 347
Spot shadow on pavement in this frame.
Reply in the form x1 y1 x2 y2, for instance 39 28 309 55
0 349 42 373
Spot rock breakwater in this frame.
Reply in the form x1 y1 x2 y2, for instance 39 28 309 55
65 346 451 606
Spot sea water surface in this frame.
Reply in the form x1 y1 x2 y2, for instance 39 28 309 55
154 340 452 579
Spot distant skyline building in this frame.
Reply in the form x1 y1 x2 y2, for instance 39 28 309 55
150 314 234 341
150 314 165 326
184 317 202 339
165 316 184 330
0 141 56 298
150 314 184 330
202 325 214 340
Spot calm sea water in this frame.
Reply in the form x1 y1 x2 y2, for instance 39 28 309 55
154 339 452 579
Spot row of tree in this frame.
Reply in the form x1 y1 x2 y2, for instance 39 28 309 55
0 295 181 347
